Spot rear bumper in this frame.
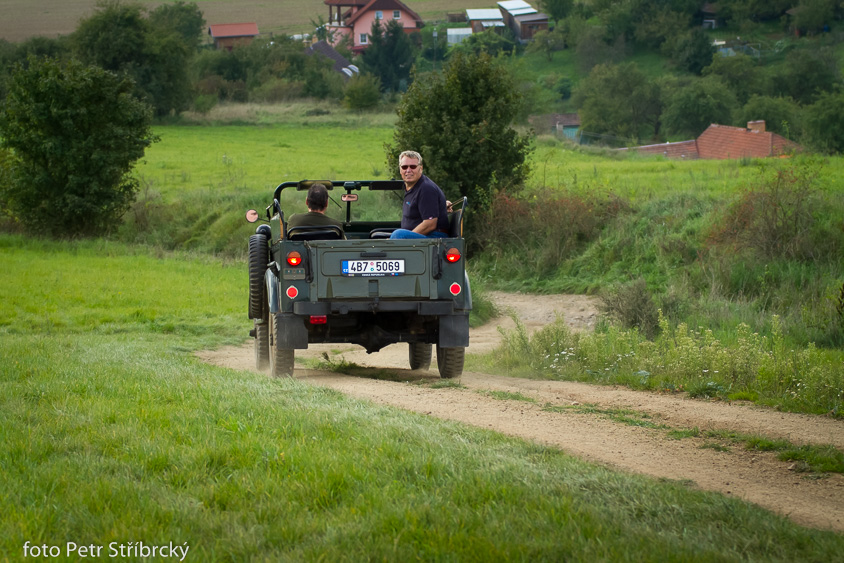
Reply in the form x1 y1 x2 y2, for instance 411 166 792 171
293 300 459 316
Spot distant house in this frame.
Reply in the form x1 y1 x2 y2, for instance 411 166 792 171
497 0 548 42
529 113 581 141
305 40 360 79
620 121 802 160
208 23 259 50
324 0 423 54
466 8 505 33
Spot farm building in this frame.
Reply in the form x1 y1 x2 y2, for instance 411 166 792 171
208 23 260 50
620 121 802 160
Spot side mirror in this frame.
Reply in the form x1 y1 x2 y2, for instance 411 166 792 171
245 209 259 223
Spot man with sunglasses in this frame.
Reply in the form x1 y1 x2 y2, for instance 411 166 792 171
389 150 450 239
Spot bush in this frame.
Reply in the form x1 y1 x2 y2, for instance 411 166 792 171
192 93 217 114
0 57 156 237
707 158 827 262
599 278 660 339
343 74 381 111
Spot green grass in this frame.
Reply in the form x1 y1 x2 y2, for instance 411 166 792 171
479 389 537 402
2 235 843 559
667 429 844 474
135 121 395 201
542 403 668 429
484 315 844 417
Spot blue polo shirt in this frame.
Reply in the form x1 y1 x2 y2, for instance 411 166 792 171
401 175 449 233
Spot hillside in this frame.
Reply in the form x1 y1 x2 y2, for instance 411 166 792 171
0 0 494 42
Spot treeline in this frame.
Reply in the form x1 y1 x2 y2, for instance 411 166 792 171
2 0 844 152
544 0 844 151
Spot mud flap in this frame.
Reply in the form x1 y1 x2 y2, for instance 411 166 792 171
438 313 469 347
275 313 309 349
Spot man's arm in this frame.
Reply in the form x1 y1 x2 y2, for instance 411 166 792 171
413 218 438 235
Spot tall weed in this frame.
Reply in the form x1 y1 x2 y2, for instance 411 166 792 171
491 313 844 416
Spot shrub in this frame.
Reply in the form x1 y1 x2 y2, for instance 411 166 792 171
0 57 156 237
192 93 217 114
343 74 381 111
707 157 827 262
599 278 660 339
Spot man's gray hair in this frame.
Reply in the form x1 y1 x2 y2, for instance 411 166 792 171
398 150 423 165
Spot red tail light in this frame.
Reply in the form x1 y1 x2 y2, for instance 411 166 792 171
286 286 298 299
309 315 327 324
449 283 461 296
286 251 302 266
445 247 461 263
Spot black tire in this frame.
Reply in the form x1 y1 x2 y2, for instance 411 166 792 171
269 313 295 377
408 342 432 370
248 233 269 319
254 319 269 371
436 344 465 379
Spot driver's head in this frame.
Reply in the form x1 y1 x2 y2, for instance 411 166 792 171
306 184 329 212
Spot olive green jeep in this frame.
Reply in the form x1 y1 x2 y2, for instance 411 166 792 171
246 180 471 378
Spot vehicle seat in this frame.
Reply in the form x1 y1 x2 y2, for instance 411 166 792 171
287 225 344 241
447 197 467 238
369 228 396 239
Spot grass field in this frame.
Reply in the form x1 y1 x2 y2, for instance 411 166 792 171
2 235 843 560
0 0 495 42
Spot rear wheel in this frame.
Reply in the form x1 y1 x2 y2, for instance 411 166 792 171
436 344 465 379
248 233 269 319
269 313 295 377
408 342 432 370
254 319 269 371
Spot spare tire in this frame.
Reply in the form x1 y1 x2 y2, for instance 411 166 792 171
248 233 269 320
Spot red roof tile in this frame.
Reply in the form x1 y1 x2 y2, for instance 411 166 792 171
208 23 259 38
696 123 800 159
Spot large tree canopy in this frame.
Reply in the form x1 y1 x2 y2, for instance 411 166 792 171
72 0 200 116
0 57 157 236
387 52 531 228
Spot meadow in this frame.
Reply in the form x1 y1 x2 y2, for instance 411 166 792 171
3 235 844 560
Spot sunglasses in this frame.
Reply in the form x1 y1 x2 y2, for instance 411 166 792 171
400 164 419 170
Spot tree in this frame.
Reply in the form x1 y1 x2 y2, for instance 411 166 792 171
72 0 196 116
702 54 767 105
667 28 714 75
360 19 415 92
452 29 516 57
544 0 574 22
526 28 566 61
661 76 737 138
737 95 802 139
773 47 841 105
148 1 205 52
803 90 844 154
387 52 531 230
573 62 662 141
0 57 157 236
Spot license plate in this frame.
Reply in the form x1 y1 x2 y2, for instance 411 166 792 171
342 259 405 276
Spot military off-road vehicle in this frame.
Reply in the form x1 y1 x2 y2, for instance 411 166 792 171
246 180 471 378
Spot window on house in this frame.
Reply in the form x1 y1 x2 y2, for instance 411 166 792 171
360 33 368 44
375 10 383 19
393 10 401 19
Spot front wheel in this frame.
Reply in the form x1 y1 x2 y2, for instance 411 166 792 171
436 344 465 379
269 313 295 377
408 342 432 370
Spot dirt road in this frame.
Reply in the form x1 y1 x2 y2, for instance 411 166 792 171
198 292 844 532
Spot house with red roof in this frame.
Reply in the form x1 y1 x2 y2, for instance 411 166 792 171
324 0 423 53
208 23 259 50
620 121 801 160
